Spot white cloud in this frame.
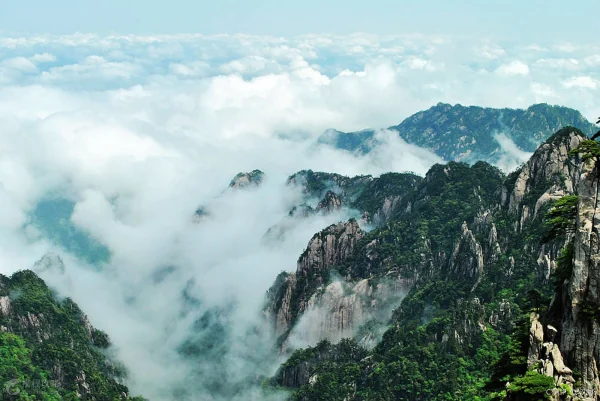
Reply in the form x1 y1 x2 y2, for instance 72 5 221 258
563 75 599 89
495 60 530 76
30 53 57 63
479 44 506 59
2 57 38 72
584 54 600 66
0 32 598 401
493 133 533 172
169 61 211 77
534 58 580 70
40 55 140 83
402 56 435 70
219 55 281 76
531 82 557 98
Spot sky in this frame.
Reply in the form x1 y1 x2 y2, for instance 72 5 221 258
1 0 598 42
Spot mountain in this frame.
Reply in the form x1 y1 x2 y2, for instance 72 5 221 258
0 255 144 400
319 103 596 164
229 169 266 189
6 124 600 401
265 126 598 400
284 170 422 222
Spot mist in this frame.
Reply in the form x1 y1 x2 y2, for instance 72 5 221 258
0 32 591 400
0 77 440 399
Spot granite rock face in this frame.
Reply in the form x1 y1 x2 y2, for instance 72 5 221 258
554 155 600 400
285 276 411 352
512 313 576 401
297 220 364 274
506 130 584 231
265 220 367 344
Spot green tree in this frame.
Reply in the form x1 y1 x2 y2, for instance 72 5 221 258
569 134 600 241
541 195 579 243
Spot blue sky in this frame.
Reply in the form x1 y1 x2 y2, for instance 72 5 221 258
1 0 597 41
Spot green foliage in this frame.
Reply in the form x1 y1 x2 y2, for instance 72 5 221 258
508 371 554 400
0 332 64 400
542 195 579 243
569 139 600 162
551 242 574 289
337 161 504 280
487 313 530 391
271 125 591 401
352 172 422 216
319 129 376 154
559 383 573 396
287 170 371 202
579 300 600 322
0 270 143 400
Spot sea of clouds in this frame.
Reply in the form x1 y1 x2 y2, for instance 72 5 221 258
0 33 598 400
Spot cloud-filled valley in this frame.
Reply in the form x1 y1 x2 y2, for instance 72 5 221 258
0 32 599 400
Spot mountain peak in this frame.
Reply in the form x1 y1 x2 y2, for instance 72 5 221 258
229 169 265 189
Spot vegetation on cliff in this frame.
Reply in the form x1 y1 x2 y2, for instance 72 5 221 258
0 270 144 400
267 127 593 400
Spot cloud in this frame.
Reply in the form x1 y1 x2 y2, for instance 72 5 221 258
30 53 57 63
493 133 533 172
2 57 38 72
0 32 598 400
40 56 140 83
563 75 599 89
479 44 506 59
533 58 580 70
169 61 211 78
495 60 530 76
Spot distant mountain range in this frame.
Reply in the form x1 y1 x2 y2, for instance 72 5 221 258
318 103 596 163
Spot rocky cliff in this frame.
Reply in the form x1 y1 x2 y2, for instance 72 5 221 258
505 128 584 231
549 143 600 400
265 220 375 349
267 127 594 400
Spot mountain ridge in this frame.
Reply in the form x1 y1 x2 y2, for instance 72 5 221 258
266 126 594 400
318 103 596 165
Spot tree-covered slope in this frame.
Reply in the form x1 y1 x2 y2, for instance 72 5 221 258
0 268 144 400
285 169 422 222
267 127 590 401
319 103 595 163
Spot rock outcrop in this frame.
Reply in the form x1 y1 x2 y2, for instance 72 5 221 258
285 276 411 351
554 152 600 400
505 129 585 231
297 220 364 274
449 222 485 291
229 169 265 189
266 220 373 347
33 252 66 274
518 313 577 401
316 191 343 213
